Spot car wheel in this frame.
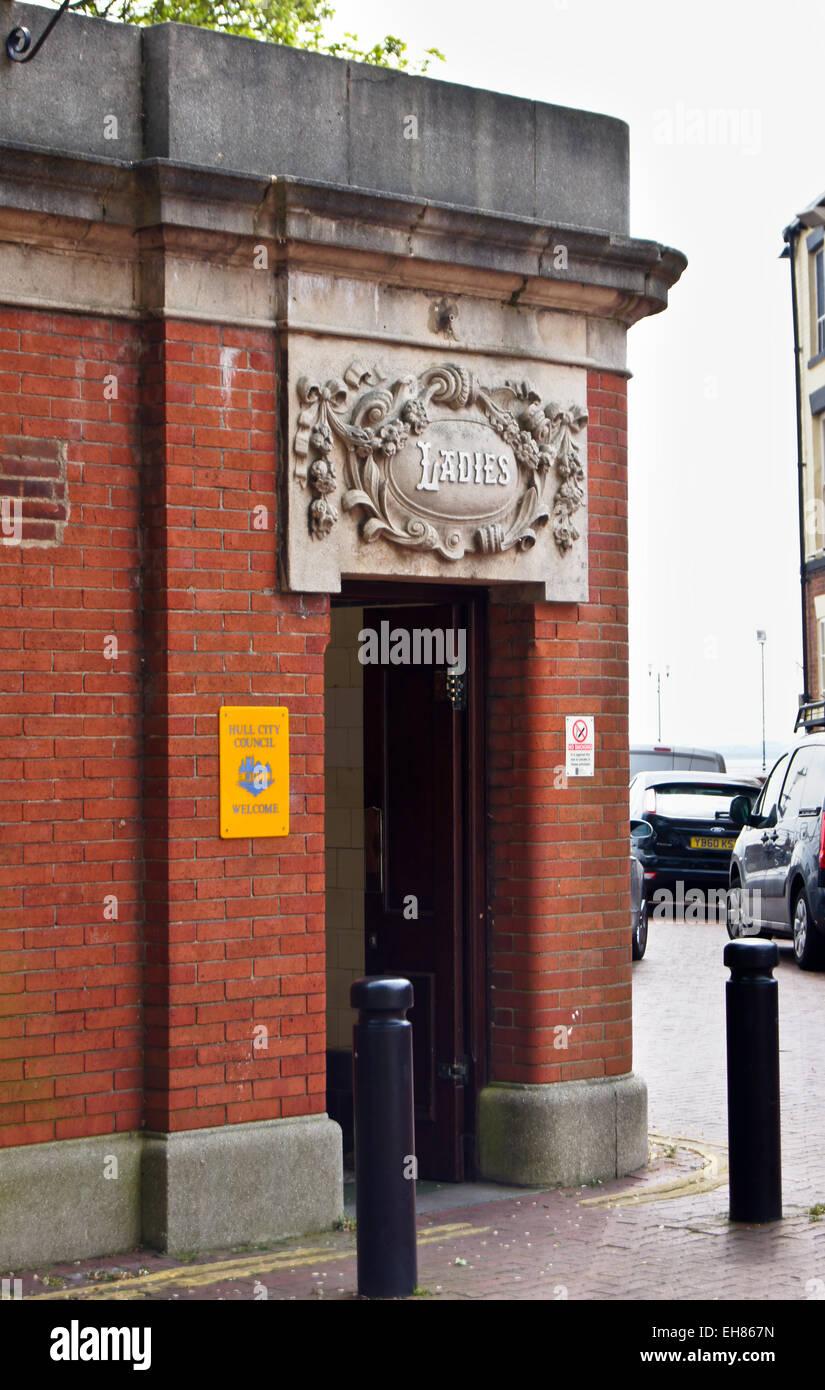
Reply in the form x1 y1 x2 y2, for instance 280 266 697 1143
632 899 648 961
726 882 747 940
792 889 825 971
727 880 770 940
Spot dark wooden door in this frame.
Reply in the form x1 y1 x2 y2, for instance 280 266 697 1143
363 603 467 1181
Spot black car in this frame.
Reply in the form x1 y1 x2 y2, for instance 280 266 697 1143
728 705 825 969
629 771 762 899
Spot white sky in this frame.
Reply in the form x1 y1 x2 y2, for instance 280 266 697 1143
328 0 822 750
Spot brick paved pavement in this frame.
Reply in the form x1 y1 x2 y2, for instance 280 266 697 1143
9 918 825 1301
635 917 825 1209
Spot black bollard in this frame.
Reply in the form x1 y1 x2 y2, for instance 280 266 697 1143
350 975 417 1298
723 939 782 1222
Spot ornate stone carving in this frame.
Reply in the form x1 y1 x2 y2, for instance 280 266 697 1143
305 419 338 538
293 361 587 561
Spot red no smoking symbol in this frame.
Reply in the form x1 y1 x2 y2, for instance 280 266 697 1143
572 720 588 742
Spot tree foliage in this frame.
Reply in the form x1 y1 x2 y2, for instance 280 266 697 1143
69 1 444 71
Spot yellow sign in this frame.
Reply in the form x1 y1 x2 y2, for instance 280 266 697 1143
219 706 289 838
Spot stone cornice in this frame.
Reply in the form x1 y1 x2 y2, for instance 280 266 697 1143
0 144 685 329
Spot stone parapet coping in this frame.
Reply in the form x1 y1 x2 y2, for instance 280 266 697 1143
0 144 685 334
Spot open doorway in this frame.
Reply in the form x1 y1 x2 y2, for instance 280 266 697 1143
324 585 488 1181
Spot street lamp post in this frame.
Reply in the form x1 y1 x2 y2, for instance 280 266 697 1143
648 664 670 742
756 631 767 774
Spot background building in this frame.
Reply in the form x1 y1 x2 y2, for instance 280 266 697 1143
784 190 825 699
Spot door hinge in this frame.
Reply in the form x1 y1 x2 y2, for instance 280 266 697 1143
364 805 383 893
436 1056 470 1084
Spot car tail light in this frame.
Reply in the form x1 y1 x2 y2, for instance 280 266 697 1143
819 816 825 871
643 789 657 815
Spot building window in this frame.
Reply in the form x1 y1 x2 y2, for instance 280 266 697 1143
811 250 816 358
820 617 825 696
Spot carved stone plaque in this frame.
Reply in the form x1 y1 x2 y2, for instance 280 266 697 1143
287 352 589 599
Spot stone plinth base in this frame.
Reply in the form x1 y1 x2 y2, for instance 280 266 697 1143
0 1115 343 1269
477 1075 648 1187
142 1115 343 1255
0 1131 143 1269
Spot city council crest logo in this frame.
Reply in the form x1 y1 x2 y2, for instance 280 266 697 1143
237 756 273 797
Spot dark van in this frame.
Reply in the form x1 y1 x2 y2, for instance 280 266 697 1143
728 702 825 969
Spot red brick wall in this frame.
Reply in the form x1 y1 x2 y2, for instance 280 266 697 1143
487 371 631 1084
0 309 329 1149
140 320 327 1134
2 311 631 1146
0 308 143 1147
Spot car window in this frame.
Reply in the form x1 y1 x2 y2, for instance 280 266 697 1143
756 753 791 820
788 750 822 811
631 752 673 775
687 754 725 772
649 785 758 819
779 750 811 819
805 750 825 811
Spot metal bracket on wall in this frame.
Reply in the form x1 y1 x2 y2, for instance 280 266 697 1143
434 667 467 711
436 1057 470 1084
364 806 383 894
6 0 73 63
446 669 466 711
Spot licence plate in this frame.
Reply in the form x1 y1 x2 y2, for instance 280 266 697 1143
690 836 736 851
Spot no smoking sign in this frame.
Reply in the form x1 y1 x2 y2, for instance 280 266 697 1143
565 714 595 778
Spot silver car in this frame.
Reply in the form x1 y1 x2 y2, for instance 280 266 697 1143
728 717 825 970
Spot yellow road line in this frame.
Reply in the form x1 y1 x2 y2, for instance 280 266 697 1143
29 1222 492 1301
578 1133 729 1209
